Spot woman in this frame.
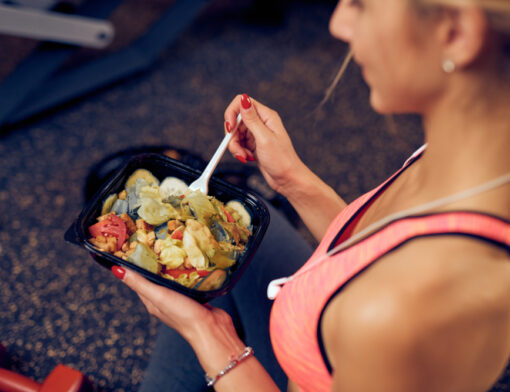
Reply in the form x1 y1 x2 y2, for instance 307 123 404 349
112 0 510 390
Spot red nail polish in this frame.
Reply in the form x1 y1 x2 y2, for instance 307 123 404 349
235 154 247 164
247 154 256 162
225 121 231 133
241 93 252 109
111 265 126 280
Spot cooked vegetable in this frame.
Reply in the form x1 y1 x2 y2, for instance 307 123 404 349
171 229 183 240
158 238 187 269
211 242 239 269
163 267 209 280
162 269 206 287
155 224 169 239
185 219 218 259
125 169 159 188
160 177 189 198
183 191 217 224
139 184 162 201
89 213 127 251
101 194 118 215
126 191 140 219
221 206 235 223
138 198 177 225
226 200 251 228
162 195 183 208
88 168 252 291
182 229 208 269
111 199 128 215
196 269 227 291
209 219 231 242
128 243 159 274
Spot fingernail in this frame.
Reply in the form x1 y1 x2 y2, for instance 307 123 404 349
246 154 256 162
225 121 231 133
241 93 252 109
111 265 126 280
235 154 247 164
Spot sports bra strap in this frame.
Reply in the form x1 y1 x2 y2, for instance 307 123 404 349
332 210 510 259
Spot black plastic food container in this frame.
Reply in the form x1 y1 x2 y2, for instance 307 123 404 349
65 153 270 303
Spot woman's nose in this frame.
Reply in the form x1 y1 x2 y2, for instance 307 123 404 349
329 1 355 43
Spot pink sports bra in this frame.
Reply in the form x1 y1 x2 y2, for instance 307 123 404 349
269 151 510 392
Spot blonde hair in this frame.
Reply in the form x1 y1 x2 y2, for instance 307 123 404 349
319 50 353 107
320 0 509 106
417 0 510 43
416 0 510 67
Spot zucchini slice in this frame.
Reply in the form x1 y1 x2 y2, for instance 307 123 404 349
160 177 189 198
101 194 118 215
125 169 159 189
226 200 251 228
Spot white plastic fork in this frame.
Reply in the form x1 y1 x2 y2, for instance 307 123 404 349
188 113 243 195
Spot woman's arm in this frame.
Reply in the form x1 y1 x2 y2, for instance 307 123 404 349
277 160 346 241
118 267 280 392
225 94 346 241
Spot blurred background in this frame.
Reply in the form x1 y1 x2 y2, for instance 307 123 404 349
0 0 423 390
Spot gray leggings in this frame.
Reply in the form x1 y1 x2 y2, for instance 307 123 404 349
138 203 314 392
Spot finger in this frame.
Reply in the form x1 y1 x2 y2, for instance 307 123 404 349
236 128 257 161
112 265 185 307
112 266 211 311
226 94 272 160
228 125 254 160
243 130 257 152
137 292 166 320
226 94 274 140
137 292 157 314
238 93 274 145
244 134 257 161
225 100 251 157
137 288 216 325
224 94 244 131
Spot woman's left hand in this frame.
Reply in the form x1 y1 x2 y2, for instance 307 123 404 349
112 266 280 391
112 265 215 342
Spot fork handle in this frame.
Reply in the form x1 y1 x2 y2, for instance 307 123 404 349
197 113 243 186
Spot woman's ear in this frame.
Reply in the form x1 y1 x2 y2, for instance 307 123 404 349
437 6 489 69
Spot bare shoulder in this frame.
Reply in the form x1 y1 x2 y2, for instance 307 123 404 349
321 236 510 392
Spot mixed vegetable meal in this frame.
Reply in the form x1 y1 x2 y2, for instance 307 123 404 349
88 168 252 291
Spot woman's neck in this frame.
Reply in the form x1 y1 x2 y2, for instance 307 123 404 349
419 70 510 190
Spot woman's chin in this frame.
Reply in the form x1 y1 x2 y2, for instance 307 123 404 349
369 92 393 114
369 91 416 115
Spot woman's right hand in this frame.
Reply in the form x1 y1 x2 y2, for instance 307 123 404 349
224 94 306 195
225 94 347 241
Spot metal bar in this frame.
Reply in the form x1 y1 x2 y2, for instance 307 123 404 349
0 5 114 48
8 48 150 124
6 0 58 10
5 0 211 125
0 0 122 127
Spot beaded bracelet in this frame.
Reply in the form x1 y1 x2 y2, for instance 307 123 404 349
205 346 254 387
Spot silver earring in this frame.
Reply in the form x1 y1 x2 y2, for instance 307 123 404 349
442 59 456 73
